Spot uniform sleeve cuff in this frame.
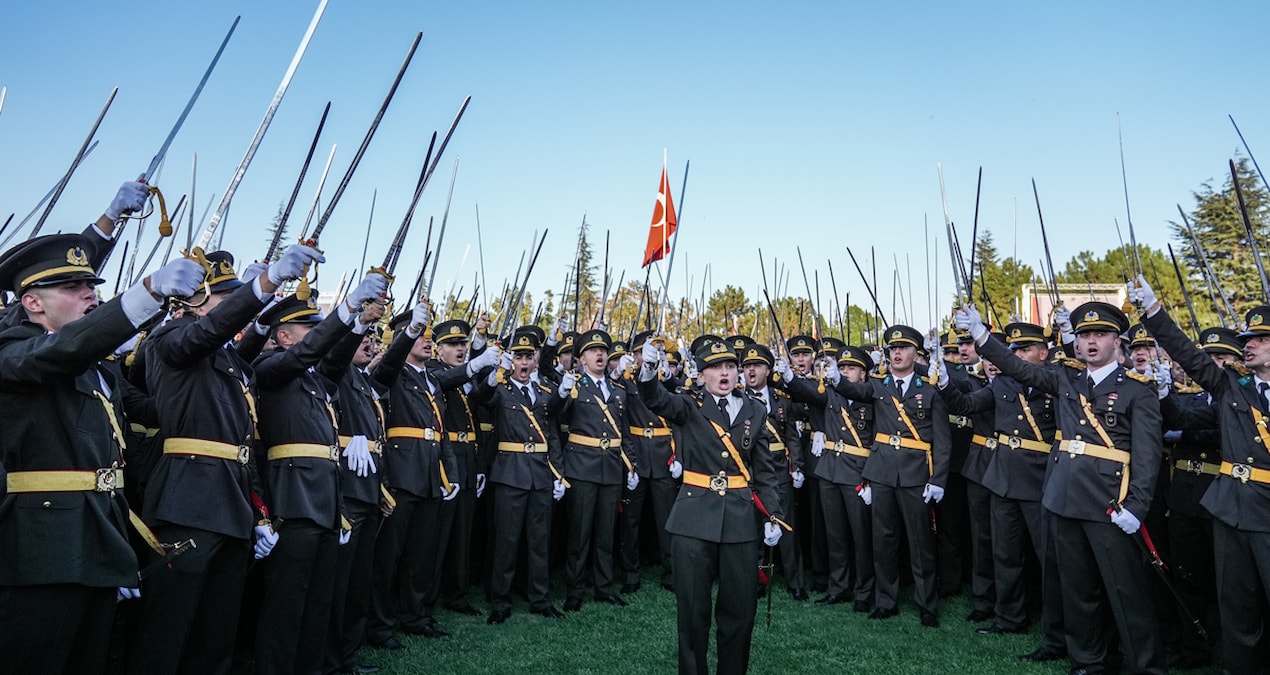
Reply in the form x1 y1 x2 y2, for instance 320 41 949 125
120 284 164 328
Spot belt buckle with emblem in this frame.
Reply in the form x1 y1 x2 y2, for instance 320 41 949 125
424 429 436 441
1067 439 1086 456
1232 463 1252 483
599 437 611 449
237 445 251 465
94 468 117 492
1007 436 1022 450
952 415 968 427
834 440 846 453
643 427 654 439
523 441 536 453
457 431 469 444
709 472 728 495
888 434 903 448
985 438 999 450
329 445 341 462
1185 459 1204 475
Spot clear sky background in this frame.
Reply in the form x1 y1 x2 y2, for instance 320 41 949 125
2 1 1267 330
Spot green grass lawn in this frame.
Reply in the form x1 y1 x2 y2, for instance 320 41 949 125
353 569 1218 674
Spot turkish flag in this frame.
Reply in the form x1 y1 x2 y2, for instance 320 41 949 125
642 164 677 267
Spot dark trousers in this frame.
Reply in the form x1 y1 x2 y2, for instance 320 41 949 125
873 483 938 613
801 473 829 584
773 478 804 592
128 526 249 675
1213 518 1270 675
367 492 450 640
441 474 477 608
1167 511 1214 662
565 479 621 599
935 472 967 594
965 479 995 613
821 479 873 602
989 494 1042 630
621 474 676 586
489 483 554 612
672 534 759 675
324 498 379 674
254 518 339 675
0 584 115 675
1036 506 1067 652
1052 515 1165 674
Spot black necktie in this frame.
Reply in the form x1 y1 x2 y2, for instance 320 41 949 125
1259 382 1269 412
717 397 729 421
519 385 532 404
896 378 905 398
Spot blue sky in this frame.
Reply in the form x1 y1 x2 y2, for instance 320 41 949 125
2 1 1266 328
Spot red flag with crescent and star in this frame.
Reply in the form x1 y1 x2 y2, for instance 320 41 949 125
642 163 677 267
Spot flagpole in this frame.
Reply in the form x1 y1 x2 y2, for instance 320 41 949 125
658 158 688 332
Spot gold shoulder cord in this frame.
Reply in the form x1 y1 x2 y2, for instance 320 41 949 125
592 393 634 472
516 397 570 488
424 391 452 494
888 396 931 475
1018 394 1044 440
838 406 866 448
1077 393 1129 503
706 417 792 531
93 389 165 556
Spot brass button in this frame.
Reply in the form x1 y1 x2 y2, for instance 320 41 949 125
1200 453 1207 459
229 367 235 374
1079 420 1086 425
42 501 51 508
1249 457 1256 463
1017 415 1024 420
721 452 729 458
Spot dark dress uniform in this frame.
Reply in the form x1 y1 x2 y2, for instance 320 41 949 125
938 358 976 599
620 361 678 591
637 346 785 675
0 235 164 674
981 304 1164 674
1144 308 1270 674
130 260 269 675
748 381 805 597
945 359 996 616
252 300 357 675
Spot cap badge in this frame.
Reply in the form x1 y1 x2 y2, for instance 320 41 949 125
747 348 758 360
518 335 531 346
891 330 902 340
1135 328 1148 340
1252 313 1265 327
710 342 727 354
1206 333 1220 343
449 325 461 335
66 247 89 266
219 260 235 276
1085 311 1100 322
1010 328 1021 338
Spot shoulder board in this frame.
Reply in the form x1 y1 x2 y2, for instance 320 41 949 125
772 388 790 399
1124 370 1152 384
870 372 887 380
1061 358 1087 371
1173 383 1204 395
1229 361 1250 376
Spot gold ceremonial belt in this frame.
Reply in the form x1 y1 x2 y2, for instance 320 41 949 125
683 470 748 496
129 423 159 438
831 440 871 458
1057 439 1130 463
479 422 495 432
336 436 381 455
387 426 440 441
567 433 622 452
446 431 475 444
8 468 124 493
949 415 972 428
630 426 672 438
267 443 339 462
497 441 548 454
164 437 251 465
874 433 931 451
984 434 1052 454
1175 459 1220 476
1221 461 1270 485
769 442 787 452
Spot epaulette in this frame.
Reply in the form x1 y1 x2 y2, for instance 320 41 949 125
772 388 790 399
1124 370 1153 384
870 372 887 379
1229 361 1250 376
1061 358 1086 371
1173 382 1204 395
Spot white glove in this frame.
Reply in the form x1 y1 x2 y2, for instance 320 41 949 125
669 460 683 479
1110 506 1141 534
923 483 945 504
339 528 351 545
406 301 432 335
763 521 782 547
499 351 514 371
342 435 376 477
476 473 487 498
684 359 699 381
1054 305 1073 334
348 273 389 308
253 523 279 559
547 317 566 347
467 345 500 375
114 334 140 359
558 370 578 398
774 358 794 382
552 479 566 501
811 431 825 457
1130 275 1159 311
870 350 883 369
824 360 841 386
641 336 661 368
116 587 141 602
1154 362 1172 400
792 469 805 489
955 305 987 343
626 471 640 490
268 244 325 285
595 319 608 331
443 483 460 501
857 484 872 506
239 261 268 286
150 258 205 297
106 181 150 220
615 353 635 376
934 357 950 390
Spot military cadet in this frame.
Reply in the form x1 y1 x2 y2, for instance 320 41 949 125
430 318 499 616
1127 324 1160 374
1135 277 1270 674
942 330 992 615
365 303 462 647
251 273 388 675
473 330 568 624
0 234 203 674
781 345 875 610
741 343 807 601
936 322 1067 649
620 330 678 593
959 299 1166 674
550 329 638 611
129 245 318 675
785 334 828 591
637 337 787 675
803 324 950 627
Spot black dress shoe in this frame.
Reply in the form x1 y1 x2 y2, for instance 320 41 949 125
867 607 898 620
369 636 406 651
563 597 583 612
965 609 993 622
403 621 450 638
790 588 809 601
1019 645 1067 662
977 623 1027 635
620 582 640 594
353 665 381 674
852 600 870 613
597 593 629 607
487 608 511 624
815 593 847 605
920 610 939 628
532 605 566 619
445 603 481 616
